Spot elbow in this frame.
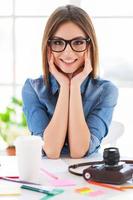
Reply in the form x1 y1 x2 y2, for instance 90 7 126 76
70 152 86 159
70 149 88 159
43 147 60 159
47 153 60 159
70 144 89 158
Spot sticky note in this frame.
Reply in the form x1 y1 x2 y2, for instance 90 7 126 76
75 187 106 197
76 187 93 194
0 185 21 196
89 190 106 197
50 179 76 187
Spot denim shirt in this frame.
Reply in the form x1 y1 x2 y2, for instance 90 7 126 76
22 74 118 156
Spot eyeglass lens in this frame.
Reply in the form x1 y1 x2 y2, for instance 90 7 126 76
49 38 90 52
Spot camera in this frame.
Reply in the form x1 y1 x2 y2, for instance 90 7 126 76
83 147 133 184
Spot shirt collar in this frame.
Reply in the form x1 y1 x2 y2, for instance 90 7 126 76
81 76 89 93
50 73 89 95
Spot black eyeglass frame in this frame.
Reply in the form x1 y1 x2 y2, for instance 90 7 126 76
48 37 91 52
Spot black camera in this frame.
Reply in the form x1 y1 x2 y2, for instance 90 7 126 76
83 147 133 184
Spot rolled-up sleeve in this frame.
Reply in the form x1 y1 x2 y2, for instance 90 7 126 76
86 82 118 156
22 79 50 137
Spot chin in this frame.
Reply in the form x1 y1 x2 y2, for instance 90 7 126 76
61 68 77 74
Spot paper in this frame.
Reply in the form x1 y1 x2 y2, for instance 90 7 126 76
89 190 106 197
108 194 133 200
0 156 19 177
76 187 93 194
0 156 67 177
76 187 106 197
0 185 21 196
40 166 76 186
41 158 68 173
50 178 76 186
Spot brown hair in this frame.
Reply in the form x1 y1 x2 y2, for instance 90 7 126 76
42 5 99 87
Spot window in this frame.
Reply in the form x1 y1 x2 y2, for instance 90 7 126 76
0 0 71 110
0 0 132 154
81 0 133 155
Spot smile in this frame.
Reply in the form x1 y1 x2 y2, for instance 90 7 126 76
60 59 77 64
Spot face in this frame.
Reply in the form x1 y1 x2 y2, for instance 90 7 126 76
49 21 88 75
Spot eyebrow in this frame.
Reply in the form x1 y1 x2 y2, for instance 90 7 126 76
51 36 87 40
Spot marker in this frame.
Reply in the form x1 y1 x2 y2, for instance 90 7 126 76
119 186 133 189
21 185 54 195
1 177 41 185
0 176 19 179
88 180 124 191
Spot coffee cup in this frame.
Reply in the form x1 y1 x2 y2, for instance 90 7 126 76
15 135 43 183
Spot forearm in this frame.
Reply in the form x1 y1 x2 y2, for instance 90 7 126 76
43 85 69 158
68 84 90 158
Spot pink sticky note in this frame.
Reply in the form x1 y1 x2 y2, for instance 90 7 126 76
50 178 76 186
89 190 106 197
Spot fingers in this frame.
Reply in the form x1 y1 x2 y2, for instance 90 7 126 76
48 53 60 78
47 47 55 69
47 48 55 74
49 54 55 74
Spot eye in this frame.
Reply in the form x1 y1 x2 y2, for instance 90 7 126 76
52 39 64 46
72 39 85 45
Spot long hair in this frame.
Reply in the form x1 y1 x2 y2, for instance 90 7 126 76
42 5 99 87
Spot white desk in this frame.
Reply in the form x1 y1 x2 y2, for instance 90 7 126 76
0 152 133 200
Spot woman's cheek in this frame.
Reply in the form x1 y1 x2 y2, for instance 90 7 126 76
52 54 60 66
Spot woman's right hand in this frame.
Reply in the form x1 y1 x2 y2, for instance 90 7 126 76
48 53 69 87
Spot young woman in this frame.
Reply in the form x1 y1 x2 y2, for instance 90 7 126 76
22 5 118 159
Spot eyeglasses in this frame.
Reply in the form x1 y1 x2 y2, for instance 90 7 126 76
48 37 91 52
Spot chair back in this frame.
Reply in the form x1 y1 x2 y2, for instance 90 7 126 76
101 121 124 147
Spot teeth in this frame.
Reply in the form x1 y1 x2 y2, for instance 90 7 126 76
62 60 75 63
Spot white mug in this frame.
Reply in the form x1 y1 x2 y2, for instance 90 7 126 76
15 135 43 183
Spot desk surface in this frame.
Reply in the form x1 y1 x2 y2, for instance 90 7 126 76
0 153 133 200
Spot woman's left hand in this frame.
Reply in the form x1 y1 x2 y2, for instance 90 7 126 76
71 50 92 87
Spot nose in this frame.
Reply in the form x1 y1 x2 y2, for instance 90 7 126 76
63 43 75 55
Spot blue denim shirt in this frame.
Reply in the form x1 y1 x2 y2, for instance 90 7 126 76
22 74 118 156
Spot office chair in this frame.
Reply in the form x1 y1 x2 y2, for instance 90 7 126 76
101 121 124 147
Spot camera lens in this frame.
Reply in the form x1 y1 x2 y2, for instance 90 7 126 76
103 147 120 165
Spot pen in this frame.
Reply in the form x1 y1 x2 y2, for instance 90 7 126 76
1 177 41 185
21 185 54 195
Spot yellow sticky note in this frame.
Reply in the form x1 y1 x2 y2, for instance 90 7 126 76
76 187 93 194
0 185 21 196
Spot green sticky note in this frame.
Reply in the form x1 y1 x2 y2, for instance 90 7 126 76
40 189 64 200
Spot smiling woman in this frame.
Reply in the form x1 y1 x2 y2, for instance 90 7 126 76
22 5 118 159
48 22 91 76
